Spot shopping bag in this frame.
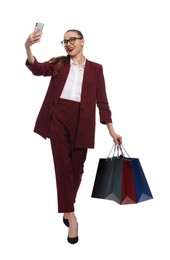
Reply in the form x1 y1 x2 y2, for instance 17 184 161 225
105 157 122 203
130 157 153 202
91 157 122 202
120 159 137 204
91 144 153 205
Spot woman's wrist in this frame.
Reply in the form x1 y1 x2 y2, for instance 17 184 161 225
107 123 115 134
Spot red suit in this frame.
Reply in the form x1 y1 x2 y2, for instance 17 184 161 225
26 58 112 212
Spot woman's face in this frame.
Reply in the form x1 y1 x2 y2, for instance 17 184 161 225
63 31 84 57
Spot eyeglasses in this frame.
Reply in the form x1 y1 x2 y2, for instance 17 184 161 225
61 37 82 46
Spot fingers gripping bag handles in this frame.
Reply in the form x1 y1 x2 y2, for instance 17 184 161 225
91 144 153 205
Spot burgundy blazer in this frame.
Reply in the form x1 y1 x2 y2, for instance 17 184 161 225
26 58 112 148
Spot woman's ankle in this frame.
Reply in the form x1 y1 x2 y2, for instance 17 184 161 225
63 212 68 219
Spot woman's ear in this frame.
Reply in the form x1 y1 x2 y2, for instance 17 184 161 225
81 39 85 48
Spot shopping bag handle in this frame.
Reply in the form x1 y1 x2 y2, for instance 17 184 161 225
119 144 130 158
107 144 117 158
107 143 130 158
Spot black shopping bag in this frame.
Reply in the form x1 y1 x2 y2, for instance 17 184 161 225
91 157 122 202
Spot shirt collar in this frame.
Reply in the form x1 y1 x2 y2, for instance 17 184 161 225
70 58 86 68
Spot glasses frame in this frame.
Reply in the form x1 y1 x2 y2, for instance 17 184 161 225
61 37 82 47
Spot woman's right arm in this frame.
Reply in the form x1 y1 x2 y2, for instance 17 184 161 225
25 30 42 64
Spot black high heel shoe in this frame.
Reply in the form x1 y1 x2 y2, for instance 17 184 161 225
67 223 78 244
67 236 78 244
63 217 69 227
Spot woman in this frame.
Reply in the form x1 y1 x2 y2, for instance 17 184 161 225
25 28 122 244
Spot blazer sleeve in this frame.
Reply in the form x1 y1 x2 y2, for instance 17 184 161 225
25 57 54 77
96 65 112 124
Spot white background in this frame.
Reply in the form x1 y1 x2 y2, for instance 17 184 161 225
0 0 170 259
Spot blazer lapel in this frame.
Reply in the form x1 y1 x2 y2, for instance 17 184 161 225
80 60 91 107
54 63 70 102
57 62 70 94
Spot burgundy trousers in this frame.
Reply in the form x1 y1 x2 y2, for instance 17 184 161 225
49 99 87 213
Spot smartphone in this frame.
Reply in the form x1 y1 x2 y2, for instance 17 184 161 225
34 22 44 33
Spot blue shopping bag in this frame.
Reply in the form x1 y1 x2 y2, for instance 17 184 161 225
130 158 153 202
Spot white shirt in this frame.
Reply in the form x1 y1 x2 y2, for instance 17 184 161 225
60 58 86 102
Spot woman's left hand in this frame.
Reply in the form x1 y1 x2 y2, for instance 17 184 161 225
110 131 122 145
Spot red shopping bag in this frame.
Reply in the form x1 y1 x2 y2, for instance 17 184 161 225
121 159 136 204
